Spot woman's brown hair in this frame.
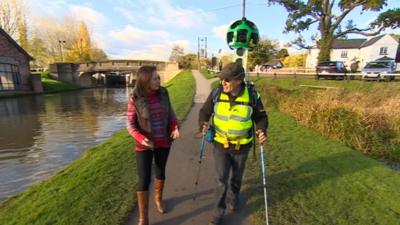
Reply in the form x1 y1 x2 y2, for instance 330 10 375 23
133 65 157 98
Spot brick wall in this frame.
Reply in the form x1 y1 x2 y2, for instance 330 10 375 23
0 32 31 91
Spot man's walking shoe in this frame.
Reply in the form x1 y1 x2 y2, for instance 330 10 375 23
227 200 238 212
208 216 223 225
227 195 239 212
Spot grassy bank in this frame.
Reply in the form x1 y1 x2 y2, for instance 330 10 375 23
204 78 399 224
33 72 80 93
244 111 400 225
253 78 400 163
244 78 400 224
200 69 218 79
0 73 79 99
0 70 195 225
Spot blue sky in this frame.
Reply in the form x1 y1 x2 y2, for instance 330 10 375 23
28 0 399 60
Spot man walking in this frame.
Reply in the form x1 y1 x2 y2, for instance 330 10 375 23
199 62 268 225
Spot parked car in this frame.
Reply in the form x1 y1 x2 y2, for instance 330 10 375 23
316 61 347 80
361 60 396 81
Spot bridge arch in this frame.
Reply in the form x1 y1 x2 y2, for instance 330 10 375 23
49 60 179 87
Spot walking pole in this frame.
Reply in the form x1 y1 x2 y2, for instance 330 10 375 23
193 133 206 200
260 145 270 225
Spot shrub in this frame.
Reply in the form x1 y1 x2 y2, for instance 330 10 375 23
259 83 400 162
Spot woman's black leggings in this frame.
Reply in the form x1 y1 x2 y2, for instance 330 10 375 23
136 148 170 191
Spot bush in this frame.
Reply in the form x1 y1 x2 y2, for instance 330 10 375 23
258 83 400 163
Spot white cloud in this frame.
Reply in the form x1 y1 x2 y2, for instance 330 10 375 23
113 7 138 23
109 43 172 60
28 0 67 17
140 0 213 28
27 0 202 61
92 33 110 50
68 5 109 30
212 25 229 39
109 25 170 46
107 25 190 60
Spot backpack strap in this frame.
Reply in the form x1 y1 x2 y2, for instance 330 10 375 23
245 81 259 161
245 81 258 108
211 85 222 105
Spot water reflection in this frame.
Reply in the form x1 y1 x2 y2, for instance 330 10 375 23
0 88 131 201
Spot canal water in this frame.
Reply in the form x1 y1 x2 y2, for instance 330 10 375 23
0 88 131 202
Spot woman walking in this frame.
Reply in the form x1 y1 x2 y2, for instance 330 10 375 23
127 66 180 225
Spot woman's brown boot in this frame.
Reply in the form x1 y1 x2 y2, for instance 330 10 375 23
137 191 149 225
154 179 166 214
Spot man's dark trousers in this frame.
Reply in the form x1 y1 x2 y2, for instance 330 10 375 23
212 143 249 218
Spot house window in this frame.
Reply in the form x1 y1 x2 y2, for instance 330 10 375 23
0 63 20 91
341 51 348 58
379 47 388 55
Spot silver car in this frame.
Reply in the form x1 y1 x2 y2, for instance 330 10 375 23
362 60 396 81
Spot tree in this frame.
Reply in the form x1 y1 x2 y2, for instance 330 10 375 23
29 37 49 68
179 54 197 69
268 0 400 62
390 33 400 40
282 53 307 67
65 21 92 62
90 48 108 61
28 16 79 65
28 16 107 67
169 45 184 63
18 17 28 50
0 0 24 39
248 39 279 70
277 48 289 59
220 54 233 68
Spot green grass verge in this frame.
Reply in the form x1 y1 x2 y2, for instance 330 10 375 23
38 72 80 93
0 73 79 99
252 78 400 162
210 78 400 224
251 76 400 92
200 69 218 79
163 70 196 122
0 70 195 225
244 111 400 225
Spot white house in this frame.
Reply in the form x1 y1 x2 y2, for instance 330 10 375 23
306 34 400 71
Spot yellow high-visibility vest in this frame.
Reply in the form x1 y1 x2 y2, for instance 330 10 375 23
213 87 253 149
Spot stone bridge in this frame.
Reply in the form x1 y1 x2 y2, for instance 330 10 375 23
49 60 180 87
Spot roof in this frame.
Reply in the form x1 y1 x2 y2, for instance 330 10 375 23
331 39 366 49
0 27 33 60
317 34 396 50
263 59 282 66
389 34 400 43
360 34 385 48
376 56 394 61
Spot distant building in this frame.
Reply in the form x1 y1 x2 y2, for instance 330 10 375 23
261 59 283 71
306 34 400 71
0 27 34 92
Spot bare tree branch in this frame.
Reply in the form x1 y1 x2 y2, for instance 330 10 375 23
331 0 368 33
0 0 24 39
334 26 385 38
